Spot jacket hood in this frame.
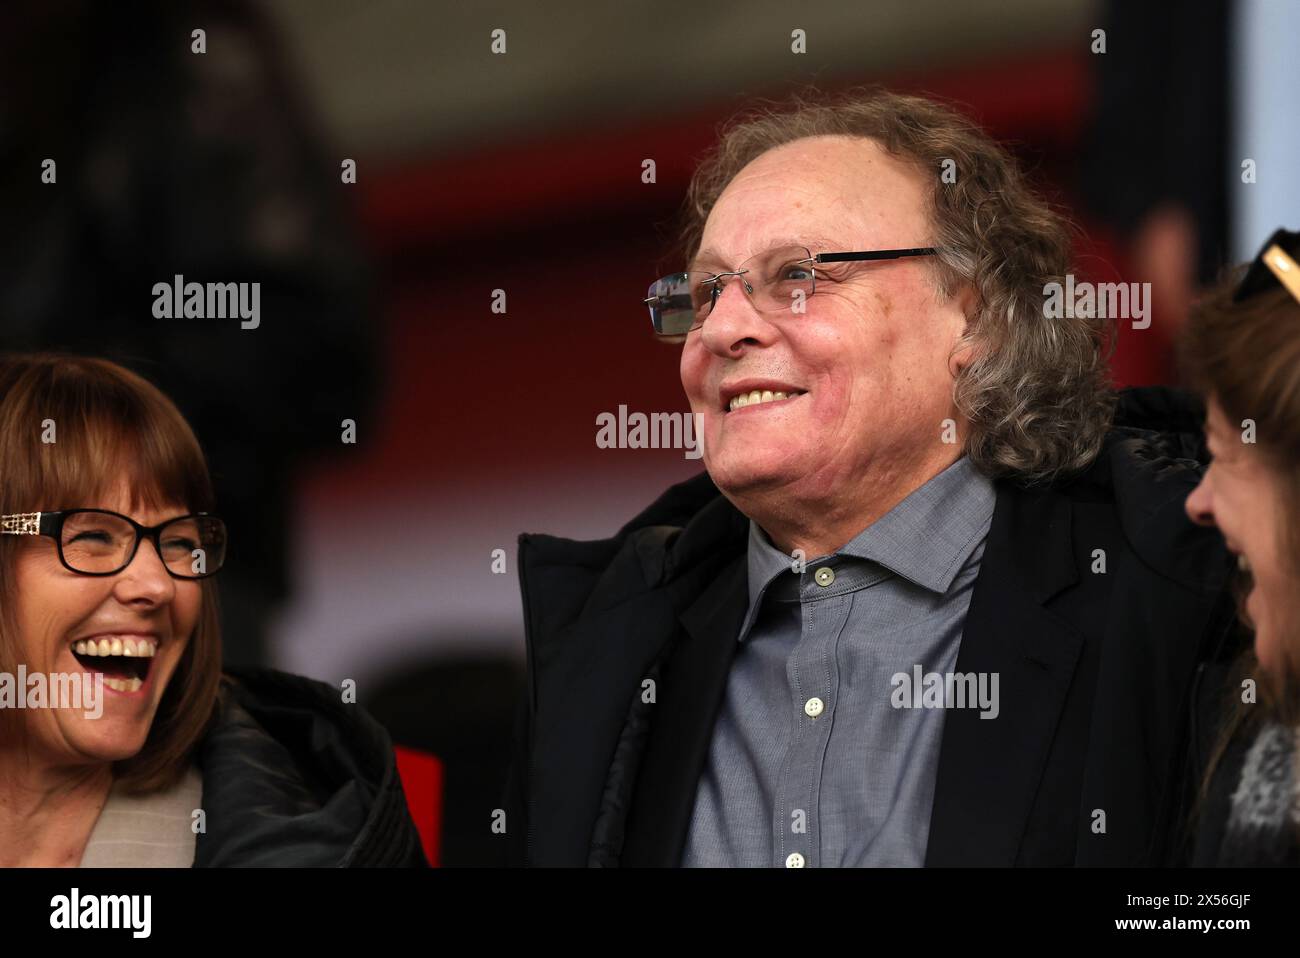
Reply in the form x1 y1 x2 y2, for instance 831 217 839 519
192 667 426 867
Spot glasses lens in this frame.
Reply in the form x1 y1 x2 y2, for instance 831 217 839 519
646 246 814 336
60 511 136 574
159 515 227 578
746 245 815 313
647 271 716 336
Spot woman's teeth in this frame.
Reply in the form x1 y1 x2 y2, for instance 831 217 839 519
728 389 800 412
104 676 144 693
73 637 157 658
1238 554 1251 573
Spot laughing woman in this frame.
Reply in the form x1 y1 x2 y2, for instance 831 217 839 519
0 354 425 866
1181 230 1300 867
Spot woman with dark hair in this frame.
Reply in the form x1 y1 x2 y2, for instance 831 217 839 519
0 354 424 866
1181 229 1300 866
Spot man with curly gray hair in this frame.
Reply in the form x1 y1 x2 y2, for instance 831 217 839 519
504 87 1240 867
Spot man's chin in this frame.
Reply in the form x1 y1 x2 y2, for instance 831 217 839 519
705 454 801 499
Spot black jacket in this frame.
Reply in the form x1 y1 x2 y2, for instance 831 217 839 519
503 387 1243 866
193 668 426 867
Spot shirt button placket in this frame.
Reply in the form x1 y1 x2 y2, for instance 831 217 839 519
780 567 838 870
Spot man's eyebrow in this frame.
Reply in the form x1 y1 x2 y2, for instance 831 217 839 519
690 236 843 272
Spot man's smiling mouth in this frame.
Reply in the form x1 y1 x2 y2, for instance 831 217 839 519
719 380 808 413
70 635 158 693
727 389 806 412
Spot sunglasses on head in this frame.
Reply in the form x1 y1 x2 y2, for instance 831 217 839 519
1234 228 1300 304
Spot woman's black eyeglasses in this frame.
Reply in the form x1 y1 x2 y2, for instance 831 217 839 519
1 509 227 579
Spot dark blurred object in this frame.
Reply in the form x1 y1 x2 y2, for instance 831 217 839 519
1080 0 1232 287
366 655 523 867
0 0 381 666
1079 0 1232 386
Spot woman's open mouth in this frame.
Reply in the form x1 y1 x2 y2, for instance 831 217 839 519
70 635 157 694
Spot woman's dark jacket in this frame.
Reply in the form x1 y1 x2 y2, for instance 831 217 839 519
192 668 426 867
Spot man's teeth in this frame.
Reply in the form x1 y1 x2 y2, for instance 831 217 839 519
73 637 157 658
729 389 799 412
104 676 143 693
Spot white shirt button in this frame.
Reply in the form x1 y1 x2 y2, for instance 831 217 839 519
814 566 835 587
785 852 806 868
804 696 824 718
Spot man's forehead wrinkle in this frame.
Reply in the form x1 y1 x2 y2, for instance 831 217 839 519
726 140 886 201
708 179 828 226
692 145 899 272
711 161 833 217
698 161 881 271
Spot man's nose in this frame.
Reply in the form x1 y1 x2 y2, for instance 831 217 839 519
699 276 774 356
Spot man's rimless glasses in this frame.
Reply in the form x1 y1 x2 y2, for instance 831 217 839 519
643 244 938 337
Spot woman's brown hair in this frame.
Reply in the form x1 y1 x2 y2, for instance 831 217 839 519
0 353 223 793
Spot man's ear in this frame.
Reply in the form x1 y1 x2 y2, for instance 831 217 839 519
956 283 979 327
948 283 980 376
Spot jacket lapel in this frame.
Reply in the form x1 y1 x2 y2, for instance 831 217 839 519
924 483 1086 866
523 530 688 866
620 556 748 865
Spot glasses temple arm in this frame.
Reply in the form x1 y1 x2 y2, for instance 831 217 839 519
0 512 43 535
814 248 938 263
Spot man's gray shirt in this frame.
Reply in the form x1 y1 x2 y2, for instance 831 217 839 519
681 455 997 867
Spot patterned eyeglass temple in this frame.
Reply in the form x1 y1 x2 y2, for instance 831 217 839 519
0 512 41 535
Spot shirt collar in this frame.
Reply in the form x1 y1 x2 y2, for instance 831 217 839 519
837 454 996 594
744 454 996 611
746 518 799 611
